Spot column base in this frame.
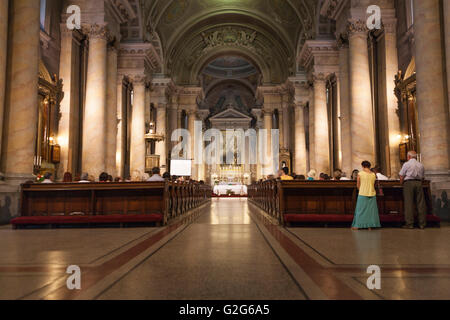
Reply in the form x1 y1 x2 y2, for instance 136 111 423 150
0 173 34 225
426 170 450 222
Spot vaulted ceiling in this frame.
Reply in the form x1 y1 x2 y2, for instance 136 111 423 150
141 0 317 85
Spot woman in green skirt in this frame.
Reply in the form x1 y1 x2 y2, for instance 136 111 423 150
352 161 381 230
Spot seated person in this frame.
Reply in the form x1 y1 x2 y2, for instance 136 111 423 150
162 172 171 180
42 172 54 184
147 167 165 182
79 173 90 183
63 172 73 183
279 167 294 180
99 172 109 182
307 170 316 181
333 169 343 181
372 166 389 180
295 175 306 181
340 172 351 180
351 169 360 180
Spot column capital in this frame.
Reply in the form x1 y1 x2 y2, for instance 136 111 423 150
82 24 111 41
382 18 397 34
295 102 308 110
186 109 197 116
130 74 149 87
347 19 368 37
262 110 273 117
336 33 349 49
312 72 327 82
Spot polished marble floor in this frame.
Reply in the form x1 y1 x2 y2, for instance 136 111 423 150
0 198 449 300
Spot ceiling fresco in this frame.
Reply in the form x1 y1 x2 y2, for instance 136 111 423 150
141 0 317 85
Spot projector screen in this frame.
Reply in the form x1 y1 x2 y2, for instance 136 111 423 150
170 160 192 176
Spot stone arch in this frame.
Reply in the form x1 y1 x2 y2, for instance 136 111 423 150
192 49 268 86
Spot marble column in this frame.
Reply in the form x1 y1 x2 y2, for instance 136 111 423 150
106 45 118 176
187 110 197 179
278 109 285 150
282 96 290 150
294 103 307 175
384 21 402 178
337 38 352 177
58 27 78 178
4 0 40 180
82 24 108 179
177 109 183 129
130 77 147 176
116 77 124 178
263 110 273 176
313 74 330 174
168 97 178 147
0 0 9 169
444 0 450 116
414 0 450 178
348 20 375 171
308 87 315 171
155 104 167 170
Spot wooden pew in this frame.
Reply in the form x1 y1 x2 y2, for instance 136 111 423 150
248 180 440 227
13 181 212 229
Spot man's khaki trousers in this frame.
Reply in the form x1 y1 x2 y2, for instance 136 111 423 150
403 180 427 228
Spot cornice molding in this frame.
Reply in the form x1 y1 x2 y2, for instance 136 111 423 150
299 39 338 69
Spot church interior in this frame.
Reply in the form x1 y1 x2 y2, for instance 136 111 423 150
0 0 449 301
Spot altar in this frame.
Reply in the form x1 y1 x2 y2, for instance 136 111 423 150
213 183 248 196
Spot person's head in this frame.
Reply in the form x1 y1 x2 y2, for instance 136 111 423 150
163 172 171 179
114 177 122 182
361 161 372 169
319 173 326 181
307 170 317 179
333 169 342 180
372 166 381 174
107 175 113 182
152 167 161 176
44 172 52 180
80 173 89 181
351 170 359 180
99 172 109 182
407 151 418 160
131 170 142 182
276 170 283 179
63 172 73 183
324 174 331 181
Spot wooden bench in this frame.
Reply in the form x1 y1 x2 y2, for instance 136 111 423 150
12 181 212 229
248 180 441 227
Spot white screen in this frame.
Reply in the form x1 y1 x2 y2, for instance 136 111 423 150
170 160 192 176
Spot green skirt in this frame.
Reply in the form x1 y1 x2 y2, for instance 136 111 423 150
352 195 381 229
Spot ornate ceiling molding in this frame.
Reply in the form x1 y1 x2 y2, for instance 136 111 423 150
320 0 348 21
106 0 136 24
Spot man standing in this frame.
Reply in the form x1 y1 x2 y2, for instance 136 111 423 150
399 151 427 229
